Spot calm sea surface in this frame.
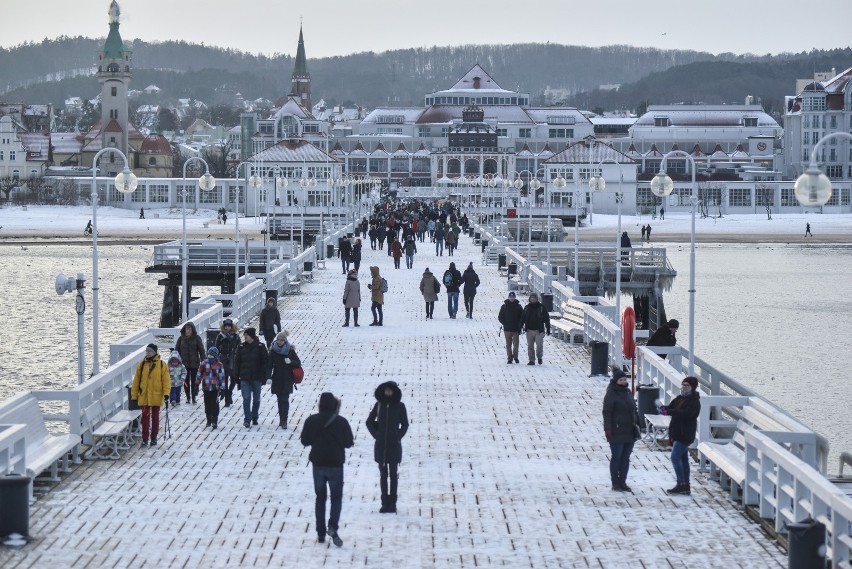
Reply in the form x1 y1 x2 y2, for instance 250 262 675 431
2 242 850 473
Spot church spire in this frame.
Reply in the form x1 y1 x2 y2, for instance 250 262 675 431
290 25 312 111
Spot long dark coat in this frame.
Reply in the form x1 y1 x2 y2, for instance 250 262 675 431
268 345 301 396
175 323 206 369
602 380 640 443
366 381 409 464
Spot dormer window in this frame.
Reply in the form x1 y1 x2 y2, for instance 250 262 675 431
654 116 669 127
743 117 758 127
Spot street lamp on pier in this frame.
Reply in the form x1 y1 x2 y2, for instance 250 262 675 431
793 132 851 206
90 148 137 375
180 157 215 323
649 150 699 375
232 161 252 292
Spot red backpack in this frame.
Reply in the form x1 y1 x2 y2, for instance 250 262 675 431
292 366 304 384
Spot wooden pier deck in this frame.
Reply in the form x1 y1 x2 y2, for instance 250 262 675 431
0 236 784 568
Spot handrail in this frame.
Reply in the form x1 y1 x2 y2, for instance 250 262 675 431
0 423 27 476
841 452 852 478
743 428 851 567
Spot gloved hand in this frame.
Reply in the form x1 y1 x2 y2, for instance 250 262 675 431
218 391 225 401
605 430 612 442
658 406 668 416
284 358 291 364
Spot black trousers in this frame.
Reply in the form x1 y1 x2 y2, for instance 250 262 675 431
425 301 434 318
463 292 476 315
184 367 199 401
379 463 399 498
203 390 219 424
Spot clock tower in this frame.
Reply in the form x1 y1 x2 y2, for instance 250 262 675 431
97 1 132 163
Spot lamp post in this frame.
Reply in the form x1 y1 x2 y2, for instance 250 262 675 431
55 272 87 384
649 150 698 374
299 175 317 250
247 169 263 280
589 160 625 362
551 174 567 268
180 157 215 323
264 166 288 270
233 161 252 292
571 170 583 295
793 132 849 207
90 148 137 375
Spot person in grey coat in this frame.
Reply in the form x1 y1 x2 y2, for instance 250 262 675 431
602 367 641 492
342 268 361 327
419 267 439 319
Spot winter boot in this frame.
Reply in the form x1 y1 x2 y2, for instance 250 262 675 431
666 482 690 495
379 494 390 513
387 494 397 513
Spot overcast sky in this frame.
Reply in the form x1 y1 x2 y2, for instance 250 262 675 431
4 0 850 58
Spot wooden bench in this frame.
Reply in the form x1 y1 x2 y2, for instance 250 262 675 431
550 301 585 344
284 273 302 295
82 401 129 460
0 393 80 498
301 270 314 282
101 389 141 446
644 413 672 451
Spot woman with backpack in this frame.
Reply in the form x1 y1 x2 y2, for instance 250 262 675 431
419 267 439 320
267 331 301 429
368 266 384 326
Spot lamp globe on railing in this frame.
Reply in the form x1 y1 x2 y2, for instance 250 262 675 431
248 173 263 189
793 164 832 207
552 175 567 191
277 174 288 189
649 170 674 197
199 171 216 192
588 175 605 192
114 167 138 194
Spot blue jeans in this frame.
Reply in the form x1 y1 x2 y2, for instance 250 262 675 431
608 441 634 485
671 441 691 483
313 466 344 536
435 240 444 255
405 254 414 268
447 291 459 317
240 380 262 423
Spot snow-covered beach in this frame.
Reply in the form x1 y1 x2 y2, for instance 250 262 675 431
0 205 850 243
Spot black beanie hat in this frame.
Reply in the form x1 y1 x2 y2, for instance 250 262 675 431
612 367 627 381
146 343 158 354
244 328 258 340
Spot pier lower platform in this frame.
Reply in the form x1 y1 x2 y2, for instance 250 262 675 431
0 239 785 568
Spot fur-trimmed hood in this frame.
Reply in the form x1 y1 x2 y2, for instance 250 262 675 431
374 381 402 403
220 318 239 333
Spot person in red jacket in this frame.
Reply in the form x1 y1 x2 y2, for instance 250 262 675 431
390 237 403 269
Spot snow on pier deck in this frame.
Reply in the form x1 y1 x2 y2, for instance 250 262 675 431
0 238 784 568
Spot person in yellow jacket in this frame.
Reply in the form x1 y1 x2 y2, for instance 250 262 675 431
131 343 171 448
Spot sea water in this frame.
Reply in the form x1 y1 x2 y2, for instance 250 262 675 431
2 242 850 472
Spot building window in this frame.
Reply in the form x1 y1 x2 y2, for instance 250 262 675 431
830 115 837 129
9 151 15 161
418 127 430 137
519 128 531 138
368 158 387 173
654 117 669 127
199 186 219 204
743 117 758 127
111 87 117 96
841 188 851 205
802 96 825 111
672 188 693 205
803 148 809 161
376 127 402 135
780 187 796 206
349 158 367 173
826 165 843 178
303 123 319 133
12 169 19 179
0 151 3 160
755 189 774 206
148 157 157 166
548 128 573 139
440 127 449 137
728 188 752 207
830 149 836 161
496 128 507 137
148 184 169 203
803 116 810 128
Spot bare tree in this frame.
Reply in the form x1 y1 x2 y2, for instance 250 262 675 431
756 185 774 220
201 140 234 178
0 176 20 203
53 179 81 205
697 184 724 219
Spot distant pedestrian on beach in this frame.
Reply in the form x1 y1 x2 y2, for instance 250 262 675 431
498 291 524 364
342 269 361 327
234 327 267 429
300 392 354 547
267 330 300 429
603 367 641 492
222 211 227 224
167 350 186 406
659 206 665 220
520 293 551 365
661 376 701 495
259 297 282 348
462 262 480 318
805 223 812 237
641 225 647 242
215 318 240 407
175 322 205 404
366 381 409 514
419 267 439 319
131 343 170 448
197 346 226 429
647 319 678 360
139 207 145 219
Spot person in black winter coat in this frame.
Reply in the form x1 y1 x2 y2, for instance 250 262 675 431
498 291 524 363
300 392 354 546
234 327 268 428
351 239 363 272
175 321 206 404
647 319 679 361
520 293 551 365
258 297 282 347
461 263 480 319
662 375 701 495
602 368 641 492
338 237 353 274
366 381 409 514
215 318 240 407
620 231 632 261
267 331 301 428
